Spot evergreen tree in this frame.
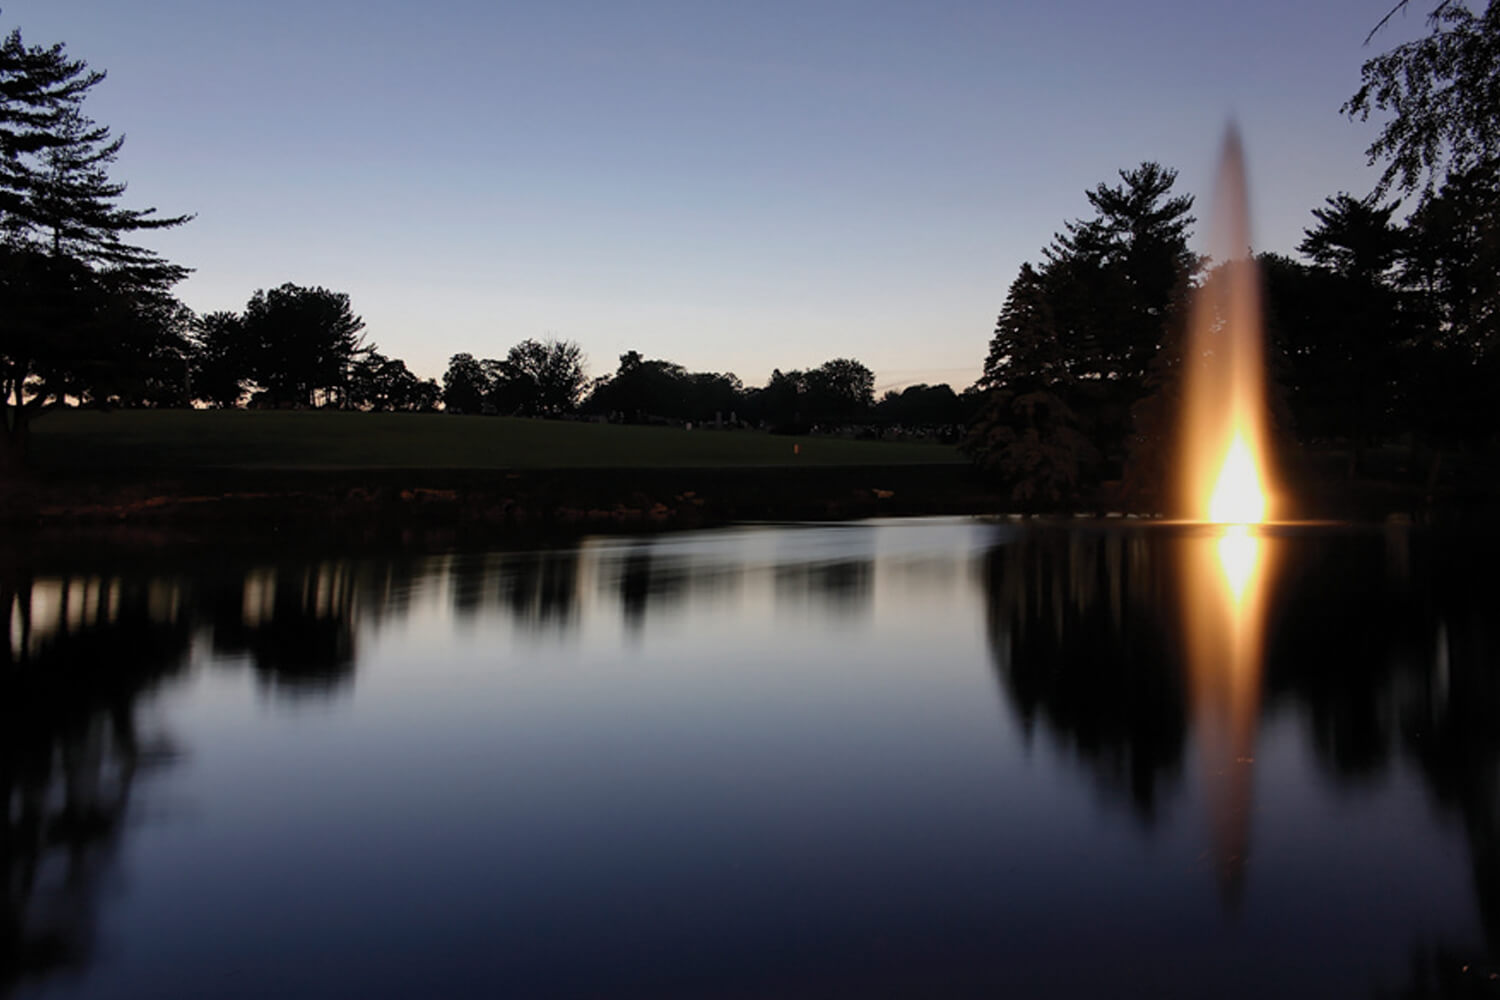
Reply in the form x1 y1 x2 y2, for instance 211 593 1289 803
1042 163 1196 391
0 23 190 467
0 27 100 230
23 106 189 284
966 164 1196 503
1298 193 1405 281
965 263 1096 505
1294 193 1409 451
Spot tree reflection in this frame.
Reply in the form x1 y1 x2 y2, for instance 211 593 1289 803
445 549 583 632
588 538 751 634
980 526 1187 824
1261 534 1422 781
206 562 358 697
774 559 873 617
6 526 1500 996
607 543 690 633
980 524 1500 982
0 546 456 993
496 551 580 629
1258 531 1500 983
0 569 186 994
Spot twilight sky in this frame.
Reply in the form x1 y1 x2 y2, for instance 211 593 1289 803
7 0 1428 391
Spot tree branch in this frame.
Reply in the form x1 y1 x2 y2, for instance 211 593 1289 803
1365 0 1459 45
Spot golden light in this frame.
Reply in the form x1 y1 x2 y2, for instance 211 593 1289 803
1175 126 1282 909
1208 433 1267 526
1216 525 1259 605
1179 127 1275 529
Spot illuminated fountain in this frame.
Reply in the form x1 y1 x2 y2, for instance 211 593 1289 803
1177 126 1279 907
1181 125 1275 527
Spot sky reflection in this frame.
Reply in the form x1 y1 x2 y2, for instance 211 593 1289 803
4 520 1498 998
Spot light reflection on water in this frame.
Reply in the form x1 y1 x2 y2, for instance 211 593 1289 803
4 518 1498 999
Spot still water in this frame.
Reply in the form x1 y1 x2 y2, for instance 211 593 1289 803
4 517 1497 998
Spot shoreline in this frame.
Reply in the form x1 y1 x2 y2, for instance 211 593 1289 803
0 464 998 537
2 462 1493 550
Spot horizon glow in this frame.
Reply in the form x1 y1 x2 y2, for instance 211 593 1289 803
5 0 1430 390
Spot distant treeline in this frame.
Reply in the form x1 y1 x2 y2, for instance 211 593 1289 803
439 347 975 436
102 281 976 436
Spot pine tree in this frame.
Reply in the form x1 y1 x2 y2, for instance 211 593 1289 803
25 106 189 286
965 164 1197 505
0 23 191 469
0 27 100 230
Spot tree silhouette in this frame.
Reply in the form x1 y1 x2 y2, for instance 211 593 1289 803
442 352 487 413
583 351 688 422
1290 194 1409 458
348 351 438 412
874 383 962 435
966 263 1097 505
188 310 248 408
238 284 366 408
966 164 1197 502
20 105 189 280
748 368 807 430
1260 252 1355 442
1406 160 1500 355
1299 193 1406 280
1403 159 1500 445
1344 0 1500 199
489 338 586 417
1048 163 1195 379
803 358 874 424
0 23 190 467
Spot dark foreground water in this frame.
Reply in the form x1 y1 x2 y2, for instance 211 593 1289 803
5 517 1499 999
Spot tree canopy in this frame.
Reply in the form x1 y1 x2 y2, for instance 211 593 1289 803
240 284 366 408
490 338 586 417
1344 0 1500 198
966 163 1197 504
0 22 191 468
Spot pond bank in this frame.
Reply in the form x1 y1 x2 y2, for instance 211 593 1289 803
1 460 1489 542
0 464 997 537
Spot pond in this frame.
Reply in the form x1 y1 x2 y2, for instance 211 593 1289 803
4 517 1496 998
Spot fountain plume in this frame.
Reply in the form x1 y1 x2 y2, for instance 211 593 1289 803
1177 125 1280 909
1180 124 1275 523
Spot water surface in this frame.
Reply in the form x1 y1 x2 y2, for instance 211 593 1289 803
5 518 1496 998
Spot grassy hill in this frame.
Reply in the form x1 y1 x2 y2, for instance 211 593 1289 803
30 410 963 472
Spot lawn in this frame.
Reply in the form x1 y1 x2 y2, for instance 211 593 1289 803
30 410 964 471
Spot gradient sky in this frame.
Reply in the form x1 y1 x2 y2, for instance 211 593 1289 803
6 0 1430 391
